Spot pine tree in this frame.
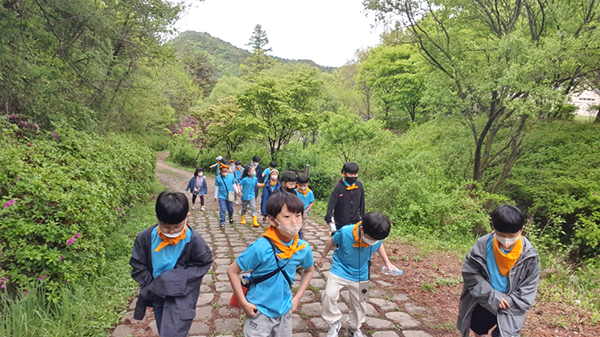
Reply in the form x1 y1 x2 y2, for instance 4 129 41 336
246 24 272 52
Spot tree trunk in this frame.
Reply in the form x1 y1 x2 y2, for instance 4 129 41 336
595 109 600 123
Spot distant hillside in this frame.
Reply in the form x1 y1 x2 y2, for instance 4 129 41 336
168 31 336 78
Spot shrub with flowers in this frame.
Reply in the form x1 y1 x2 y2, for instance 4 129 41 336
0 126 156 295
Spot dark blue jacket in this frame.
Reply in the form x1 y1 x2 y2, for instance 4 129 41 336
261 181 282 216
185 176 207 196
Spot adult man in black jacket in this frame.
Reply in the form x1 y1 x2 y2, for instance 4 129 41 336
324 162 365 232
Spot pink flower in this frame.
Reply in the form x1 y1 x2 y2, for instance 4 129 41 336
67 236 75 245
64 281 68 284
16 177 20 181
76 233 81 238
59 255 64 261
3 202 10 208
29 143 33 146
23 290 28 295
132 195 136 198
43 274 47 278
130 215 133 217
117 207 120 211
0 283 4 289
130 203 134 207
39 277 44 281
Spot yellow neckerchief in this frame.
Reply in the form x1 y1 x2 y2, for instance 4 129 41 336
352 222 370 247
344 179 358 190
154 225 188 252
262 225 306 259
296 185 311 197
492 235 523 276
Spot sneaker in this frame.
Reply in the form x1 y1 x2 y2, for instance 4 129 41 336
201 206 206 211
229 217 234 225
326 321 342 337
220 223 225 229
191 205 196 210
346 327 365 337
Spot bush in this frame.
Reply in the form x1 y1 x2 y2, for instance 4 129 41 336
503 121 600 259
0 125 156 297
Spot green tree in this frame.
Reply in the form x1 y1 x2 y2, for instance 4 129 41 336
246 24 272 52
358 44 426 121
364 0 600 194
237 71 323 159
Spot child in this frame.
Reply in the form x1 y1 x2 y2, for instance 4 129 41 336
209 155 224 174
325 162 365 232
280 171 298 194
237 166 264 227
214 164 239 228
261 169 281 222
130 191 213 337
233 160 244 205
262 161 277 180
185 167 207 211
295 173 314 239
246 155 263 198
227 192 315 336
316 212 397 337
457 204 540 337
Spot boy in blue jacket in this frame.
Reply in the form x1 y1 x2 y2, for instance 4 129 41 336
185 167 207 211
130 192 213 337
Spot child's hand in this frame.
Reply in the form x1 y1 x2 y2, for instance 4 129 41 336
238 192 243 197
241 301 258 317
291 296 300 312
499 297 510 310
214 198 218 202
316 256 325 269
386 263 397 272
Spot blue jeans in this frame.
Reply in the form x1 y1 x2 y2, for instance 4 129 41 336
218 198 234 224
152 296 165 335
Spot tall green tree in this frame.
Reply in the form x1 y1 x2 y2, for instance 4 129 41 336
237 71 323 159
358 44 426 121
246 24 272 52
364 0 600 194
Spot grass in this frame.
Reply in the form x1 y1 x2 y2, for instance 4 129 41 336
0 179 165 337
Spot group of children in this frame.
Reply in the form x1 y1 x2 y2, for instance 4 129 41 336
188 156 316 233
133 159 540 337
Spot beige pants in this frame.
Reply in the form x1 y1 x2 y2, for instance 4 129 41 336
321 273 367 330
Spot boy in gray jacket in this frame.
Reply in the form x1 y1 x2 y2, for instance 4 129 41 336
457 204 540 337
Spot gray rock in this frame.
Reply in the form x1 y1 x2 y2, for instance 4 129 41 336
217 273 230 281
299 290 316 303
200 284 211 292
404 303 427 315
188 321 209 335
372 331 400 337
370 298 399 311
310 278 326 289
196 293 214 307
393 293 410 302
402 331 433 337
364 317 395 329
219 306 240 317
215 265 230 274
111 325 135 337
214 318 241 332
385 312 421 328
366 303 379 317
218 292 233 306
215 281 233 292
310 317 329 330
119 310 134 324
292 313 309 330
300 302 322 316
194 306 212 320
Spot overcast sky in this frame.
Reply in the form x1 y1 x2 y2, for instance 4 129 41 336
175 0 385 67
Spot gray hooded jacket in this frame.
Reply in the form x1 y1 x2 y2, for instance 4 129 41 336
457 233 540 337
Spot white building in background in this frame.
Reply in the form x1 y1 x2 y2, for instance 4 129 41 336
570 89 600 116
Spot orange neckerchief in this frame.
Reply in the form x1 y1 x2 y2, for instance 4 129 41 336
296 185 311 197
492 235 523 276
234 167 243 172
352 222 370 247
346 184 358 190
154 226 188 252
220 164 230 169
262 225 306 259
270 179 278 186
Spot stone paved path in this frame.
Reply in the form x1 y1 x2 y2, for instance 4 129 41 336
111 154 433 337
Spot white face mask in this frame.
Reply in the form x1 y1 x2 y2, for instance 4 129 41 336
361 236 380 246
495 234 520 246
271 175 278 181
198 173 204 177
274 218 302 238
298 186 307 191
162 225 186 238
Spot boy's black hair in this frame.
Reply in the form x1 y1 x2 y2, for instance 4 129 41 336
234 160 241 166
280 171 297 183
266 192 305 217
220 159 228 165
270 161 277 168
252 155 261 163
156 191 189 225
194 167 203 177
361 212 391 240
490 204 525 234
297 173 309 184
342 162 359 174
